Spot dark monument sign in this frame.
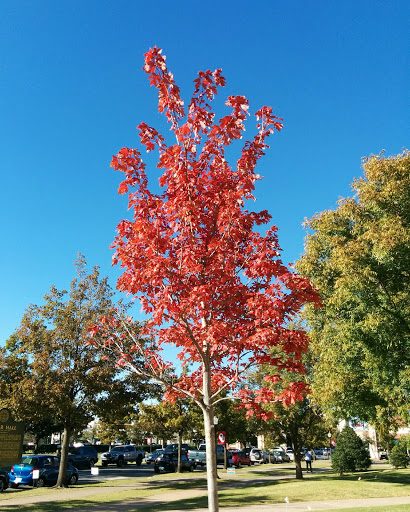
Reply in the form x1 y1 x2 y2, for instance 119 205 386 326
0 409 24 468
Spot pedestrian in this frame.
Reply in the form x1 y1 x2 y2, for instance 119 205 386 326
305 449 313 472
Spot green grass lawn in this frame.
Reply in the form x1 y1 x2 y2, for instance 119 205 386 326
0 463 408 512
323 507 410 512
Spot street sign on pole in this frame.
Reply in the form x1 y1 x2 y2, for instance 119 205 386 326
217 431 226 445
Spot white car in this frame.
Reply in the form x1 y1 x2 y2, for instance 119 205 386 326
286 449 294 461
244 447 265 464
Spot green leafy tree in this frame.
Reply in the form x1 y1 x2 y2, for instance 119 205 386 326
389 437 409 469
251 349 329 479
5 255 147 487
0 345 64 448
331 426 371 475
297 151 410 425
214 399 258 447
137 399 203 471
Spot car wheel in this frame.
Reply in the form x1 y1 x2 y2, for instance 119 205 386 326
88 459 96 468
102 461 108 467
37 477 46 488
189 464 194 472
136 455 143 466
0 478 5 492
238 461 242 468
117 458 124 467
154 467 159 474
68 474 78 485
11 483 19 489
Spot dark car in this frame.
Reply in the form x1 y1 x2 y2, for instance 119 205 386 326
164 443 190 454
230 449 251 467
0 469 9 492
146 449 164 464
379 450 389 460
153 453 194 473
9 455 78 488
67 445 98 468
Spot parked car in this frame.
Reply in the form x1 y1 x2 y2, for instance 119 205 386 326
67 445 98 469
101 445 145 467
272 449 291 463
285 448 294 461
9 455 78 488
263 451 275 463
187 444 226 466
230 449 251 467
314 448 325 460
243 447 265 464
164 443 190 453
145 449 164 464
379 450 389 460
153 453 194 473
0 469 9 492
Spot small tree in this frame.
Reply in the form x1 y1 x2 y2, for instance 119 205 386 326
252 348 328 479
90 47 319 512
7 255 147 487
331 426 371 475
389 438 409 469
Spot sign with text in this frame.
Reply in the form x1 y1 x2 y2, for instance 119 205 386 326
0 409 24 468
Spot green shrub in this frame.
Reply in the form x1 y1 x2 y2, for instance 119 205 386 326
331 426 371 475
389 438 409 469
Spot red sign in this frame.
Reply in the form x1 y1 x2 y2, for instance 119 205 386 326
217 431 226 445
147 437 152 445
331 440 336 447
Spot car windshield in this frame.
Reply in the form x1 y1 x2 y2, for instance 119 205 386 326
21 457 38 466
110 447 124 452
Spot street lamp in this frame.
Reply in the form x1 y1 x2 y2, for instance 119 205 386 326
328 432 332 460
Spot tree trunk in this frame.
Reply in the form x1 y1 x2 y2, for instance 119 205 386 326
203 406 219 512
294 453 303 479
177 431 182 473
202 352 219 512
55 423 72 488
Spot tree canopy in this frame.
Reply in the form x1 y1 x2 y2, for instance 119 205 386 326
297 151 410 426
3 255 148 487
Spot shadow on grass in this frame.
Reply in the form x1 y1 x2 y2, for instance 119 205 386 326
0 500 99 512
142 468 410 511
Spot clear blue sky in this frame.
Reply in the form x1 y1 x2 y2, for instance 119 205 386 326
1 0 408 344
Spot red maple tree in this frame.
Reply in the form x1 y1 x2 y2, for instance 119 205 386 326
90 47 319 512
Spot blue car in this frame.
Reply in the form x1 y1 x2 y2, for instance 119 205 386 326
9 455 79 487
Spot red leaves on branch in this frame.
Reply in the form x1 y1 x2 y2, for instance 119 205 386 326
102 47 320 411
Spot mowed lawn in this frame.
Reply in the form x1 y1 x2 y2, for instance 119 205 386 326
0 463 408 512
